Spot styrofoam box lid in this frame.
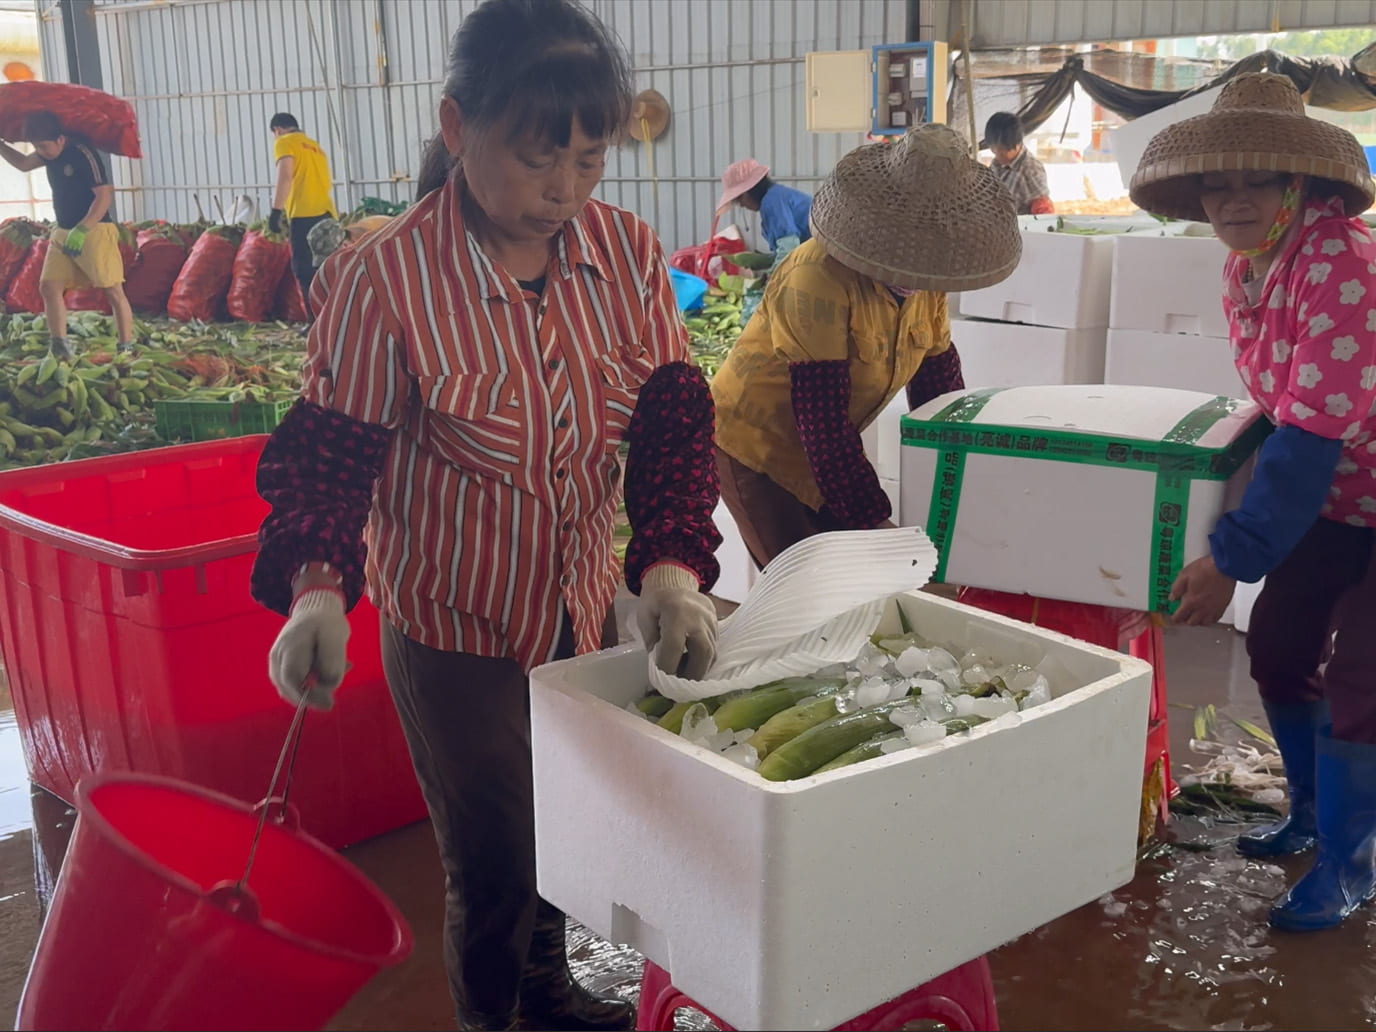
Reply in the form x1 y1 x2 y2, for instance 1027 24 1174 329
905 384 1263 451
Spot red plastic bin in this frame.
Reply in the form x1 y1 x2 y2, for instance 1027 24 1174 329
0 436 426 849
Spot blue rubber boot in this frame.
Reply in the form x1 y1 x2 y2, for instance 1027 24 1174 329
1237 700 1325 858
1269 727 1376 932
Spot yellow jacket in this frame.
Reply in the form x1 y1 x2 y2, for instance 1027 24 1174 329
711 238 950 510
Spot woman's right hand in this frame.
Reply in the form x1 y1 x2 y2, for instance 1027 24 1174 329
268 586 351 710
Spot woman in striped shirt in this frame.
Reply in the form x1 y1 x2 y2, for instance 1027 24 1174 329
251 2 720 1028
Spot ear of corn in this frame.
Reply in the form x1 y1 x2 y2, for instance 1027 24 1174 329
710 676 846 733
757 699 920 781
814 730 906 774
747 695 846 759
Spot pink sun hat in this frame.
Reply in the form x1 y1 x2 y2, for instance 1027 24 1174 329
715 159 770 214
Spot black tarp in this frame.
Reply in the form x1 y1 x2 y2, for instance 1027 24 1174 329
960 44 1376 146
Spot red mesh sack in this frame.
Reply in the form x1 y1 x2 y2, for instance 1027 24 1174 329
0 81 141 157
273 265 309 323
226 227 291 323
125 226 188 314
167 225 244 322
0 218 40 298
5 237 47 314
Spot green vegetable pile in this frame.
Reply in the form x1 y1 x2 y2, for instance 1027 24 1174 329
0 310 304 469
683 273 746 380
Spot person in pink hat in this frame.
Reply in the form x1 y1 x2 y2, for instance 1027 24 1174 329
716 158 813 250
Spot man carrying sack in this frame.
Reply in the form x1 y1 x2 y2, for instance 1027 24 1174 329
0 111 134 358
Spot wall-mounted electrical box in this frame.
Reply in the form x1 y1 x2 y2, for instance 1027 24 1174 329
806 42 949 135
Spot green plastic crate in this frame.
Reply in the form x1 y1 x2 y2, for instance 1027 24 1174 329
154 397 294 443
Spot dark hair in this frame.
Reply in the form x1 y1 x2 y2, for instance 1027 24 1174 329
418 0 632 177
270 112 300 131
416 135 454 200
23 111 63 143
744 175 775 207
984 112 1024 150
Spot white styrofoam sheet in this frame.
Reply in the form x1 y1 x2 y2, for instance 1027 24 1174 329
952 317 1106 389
1110 235 1230 337
531 592 1151 1031
1111 87 1222 193
957 232 1114 329
1105 329 1246 400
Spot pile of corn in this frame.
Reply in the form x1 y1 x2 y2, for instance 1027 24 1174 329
632 627 1055 781
0 311 303 469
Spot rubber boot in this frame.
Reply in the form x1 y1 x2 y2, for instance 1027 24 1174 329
1269 727 1376 932
1237 699 1325 857
514 901 635 1031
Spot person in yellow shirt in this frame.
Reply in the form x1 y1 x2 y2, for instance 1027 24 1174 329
268 112 336 318
711 125 1020 567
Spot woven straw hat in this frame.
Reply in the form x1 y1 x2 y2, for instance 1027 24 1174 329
810 125 1021 292
1131 72 1375 221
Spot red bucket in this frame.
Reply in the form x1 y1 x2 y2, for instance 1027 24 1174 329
17 773 413 1031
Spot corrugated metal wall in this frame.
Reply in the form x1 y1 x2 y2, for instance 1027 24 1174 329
37 0 908 252
957 0 1376 48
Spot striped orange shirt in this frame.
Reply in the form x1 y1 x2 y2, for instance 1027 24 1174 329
300 178 693 668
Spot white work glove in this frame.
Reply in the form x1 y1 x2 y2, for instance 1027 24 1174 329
268 589 351 710
636 563 717 680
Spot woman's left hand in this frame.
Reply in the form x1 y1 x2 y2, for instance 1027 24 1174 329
1170 555 1237 626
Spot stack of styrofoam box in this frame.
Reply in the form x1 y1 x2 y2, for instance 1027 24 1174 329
1106 232 1246 400
954 220 1115 388
531 591 1151 1032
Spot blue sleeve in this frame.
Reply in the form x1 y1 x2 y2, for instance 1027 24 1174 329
1209 424 1342 583
759 186 808 251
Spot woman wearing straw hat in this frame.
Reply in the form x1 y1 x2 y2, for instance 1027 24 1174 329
716 158 813 251
711 125 1020 566
1132 72 1376 933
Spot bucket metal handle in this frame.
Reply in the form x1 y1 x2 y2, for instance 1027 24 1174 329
207 677 316 920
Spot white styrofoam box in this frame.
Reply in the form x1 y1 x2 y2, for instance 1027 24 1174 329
899 385 1268 613
879 475 899 517
952 317 1107 389
530 592 1151 1031
957 232 1114 329
859 392 910 482
1232 577 1264 634
1105 329 1246 400
1111 235 1229 337
1112 87 1222 192
711 499 758 605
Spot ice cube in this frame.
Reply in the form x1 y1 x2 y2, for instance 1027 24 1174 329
894 646 929 677
952 693 977 717
681 703 718 744
722 743 759 770
733 728 757 745
853 643 892 678
960 650 985 672
1020 682 1052 710
927 649 961 677
853 677 890 709
833 688 860 714
971 696 1017 719
886 679 913 703
962 664 990 686
904 720 948 746
888 705 925 728
936 670 962 693
919 693 956 721
879 737 914 754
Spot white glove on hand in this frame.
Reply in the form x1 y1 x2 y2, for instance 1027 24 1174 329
636 563 717 680
268 589 351 710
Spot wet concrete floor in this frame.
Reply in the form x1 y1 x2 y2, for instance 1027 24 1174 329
1 623 1372 1031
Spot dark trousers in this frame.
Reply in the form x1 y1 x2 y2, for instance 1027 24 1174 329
289 213 328 319
380 608 617 1023
716 446 845 569
1249 518 1376 742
